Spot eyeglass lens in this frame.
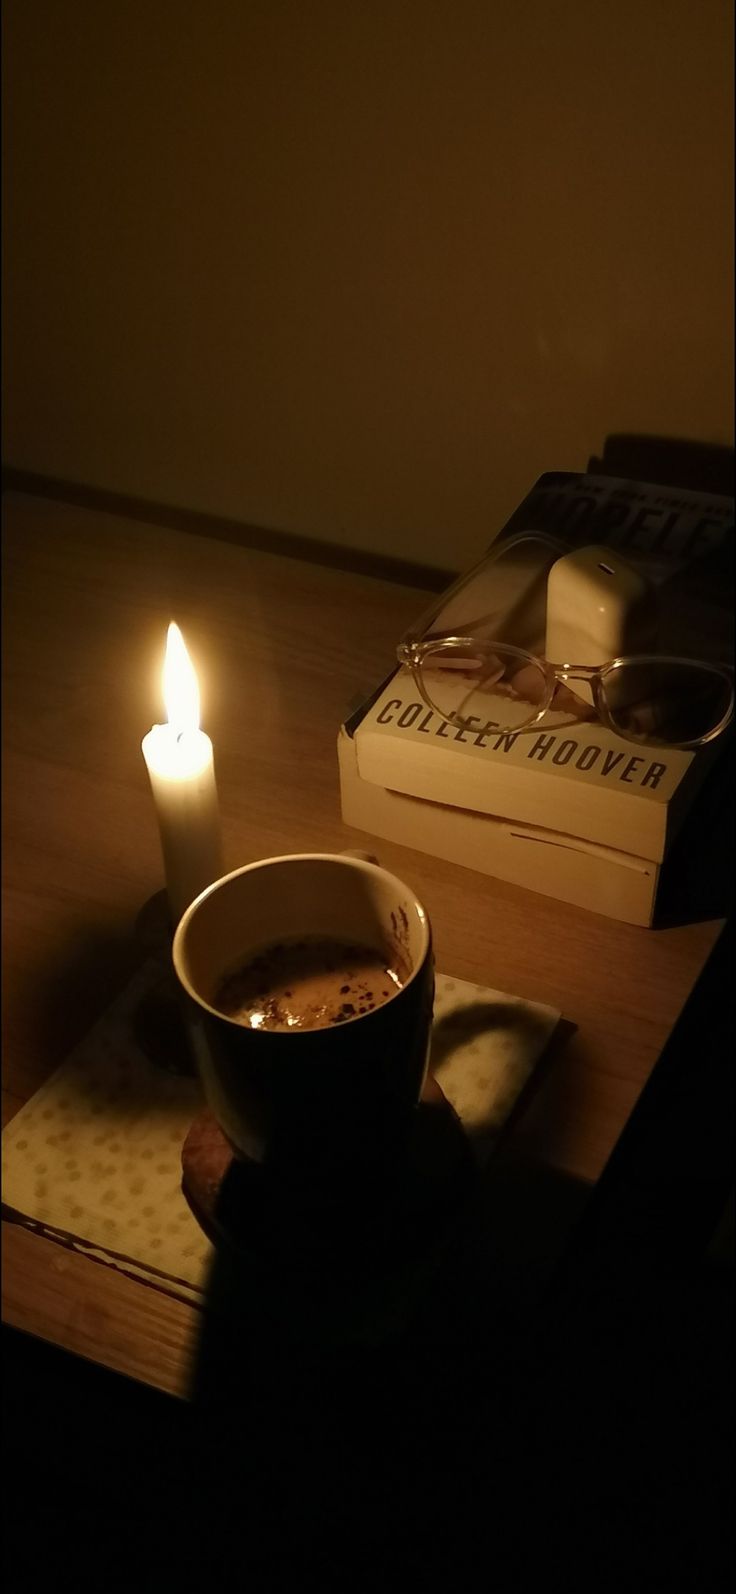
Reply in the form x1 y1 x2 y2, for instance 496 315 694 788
602 660 732 745
420 644 550 730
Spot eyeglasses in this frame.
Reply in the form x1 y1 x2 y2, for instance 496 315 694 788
397 533 734 750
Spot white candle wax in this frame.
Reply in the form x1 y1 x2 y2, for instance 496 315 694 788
142 623 223 926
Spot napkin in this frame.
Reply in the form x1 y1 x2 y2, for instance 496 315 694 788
2 961 559 1305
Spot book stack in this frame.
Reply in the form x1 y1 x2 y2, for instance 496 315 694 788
338 472 734 925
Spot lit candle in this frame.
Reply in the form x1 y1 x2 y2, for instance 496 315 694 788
142 622 223 926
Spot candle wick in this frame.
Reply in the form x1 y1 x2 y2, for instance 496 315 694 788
176 730 185 744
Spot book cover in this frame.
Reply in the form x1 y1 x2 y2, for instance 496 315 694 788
345 472 733 864
339 728 660 926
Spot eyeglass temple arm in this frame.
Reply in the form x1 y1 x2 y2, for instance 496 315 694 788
397 621 505 658
398 530 569 649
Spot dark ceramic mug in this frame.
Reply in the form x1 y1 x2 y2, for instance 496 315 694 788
172 853 434 1210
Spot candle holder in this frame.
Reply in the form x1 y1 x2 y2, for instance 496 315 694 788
134 888 176 959
133 890 197 1077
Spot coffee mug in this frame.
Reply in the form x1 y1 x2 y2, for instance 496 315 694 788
172 853 434 1207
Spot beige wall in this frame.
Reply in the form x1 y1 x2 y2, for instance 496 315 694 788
2 0 733 570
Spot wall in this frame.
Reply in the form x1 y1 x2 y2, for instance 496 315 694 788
2 0 733 570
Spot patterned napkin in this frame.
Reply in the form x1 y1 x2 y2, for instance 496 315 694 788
2 961 559 1305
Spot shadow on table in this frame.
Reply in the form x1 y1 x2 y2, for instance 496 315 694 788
183 1149 589 1583
4 925 733 1591
21 924 141 1076
185 905 733 1585
654 737 735 929
4 1154 731 1592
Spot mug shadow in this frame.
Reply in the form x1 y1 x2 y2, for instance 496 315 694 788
14 918 596 1579
184 1100 590 1582
185 1097 478 1360
184 1004 578 1381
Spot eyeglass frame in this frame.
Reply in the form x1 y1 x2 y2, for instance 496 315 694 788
396 638 733 750
396 534 734 751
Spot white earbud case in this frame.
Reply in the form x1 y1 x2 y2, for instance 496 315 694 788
545 544 657 667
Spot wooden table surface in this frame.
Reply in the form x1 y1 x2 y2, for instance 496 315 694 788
1 490 725 1397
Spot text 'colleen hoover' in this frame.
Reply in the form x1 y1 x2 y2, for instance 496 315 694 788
374 698 669 790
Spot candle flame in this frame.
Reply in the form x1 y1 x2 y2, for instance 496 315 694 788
163 622 200 733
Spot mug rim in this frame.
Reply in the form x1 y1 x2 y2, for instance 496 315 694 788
172 851 432 1033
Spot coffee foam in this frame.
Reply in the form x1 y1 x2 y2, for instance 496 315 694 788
214 935 407 1032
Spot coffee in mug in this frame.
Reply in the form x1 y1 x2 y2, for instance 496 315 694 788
214 935 409 1032
172 853 434 1205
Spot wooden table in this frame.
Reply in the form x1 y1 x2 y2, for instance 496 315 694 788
1 490 725 1397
